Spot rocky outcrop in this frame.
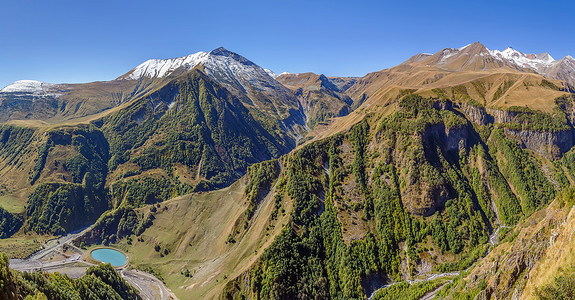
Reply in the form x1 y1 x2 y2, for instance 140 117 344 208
459 103 575 159
503 128 574 159
460 103 492 125
487 108 521 124
400 123 470 217
459 106 521 124
424 122 469 154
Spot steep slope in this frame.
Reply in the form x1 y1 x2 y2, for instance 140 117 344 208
491 47 554 73
419 42 524 72
540 55 575 86
326 76 359 92
0 125 110 239
1 47 308 141
221 95 573 300
434 190 575 299
401 42 575 86
276 72 353 128
101 66 293 195
0 80 67 123
490 46 575 87
0 66 299 245
520 191 575 299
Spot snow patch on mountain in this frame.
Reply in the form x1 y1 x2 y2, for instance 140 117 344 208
264 69 277 78
124 47 273 83
125 52 210 79
1 80 56 93
435 43 570 77
440 48 460 62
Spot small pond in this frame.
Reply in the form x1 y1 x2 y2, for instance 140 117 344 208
90 248 127 267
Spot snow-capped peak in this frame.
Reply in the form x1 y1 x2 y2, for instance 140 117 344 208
490 46 555 72
121 47 293 104
447 44 557 72
500 47 521 56
122 47 271 82
0 80 55 93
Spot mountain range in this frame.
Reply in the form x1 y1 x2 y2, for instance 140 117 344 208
2 42 574 126
1 42 575 299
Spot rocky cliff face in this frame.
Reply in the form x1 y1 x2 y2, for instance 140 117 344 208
460 103 491 126
487 108 522 124
399 123 471 217
459 101 575 159
425 123 469 153
503 128 574 159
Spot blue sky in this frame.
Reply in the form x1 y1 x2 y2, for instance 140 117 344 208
1 0 573 88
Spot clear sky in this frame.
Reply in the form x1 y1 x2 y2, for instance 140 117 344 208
1 0 574 89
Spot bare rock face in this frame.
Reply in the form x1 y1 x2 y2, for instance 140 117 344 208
460 104 575 159
486 108 519 124
404 182 450 217
445 125 469 153
503 128 574 159
461 103 491 126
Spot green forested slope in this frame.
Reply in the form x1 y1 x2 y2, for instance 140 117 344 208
100 68 292 197
222 94 570 299
0 68 299 238
25 126 110 235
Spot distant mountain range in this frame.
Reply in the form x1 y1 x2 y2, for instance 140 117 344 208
2 42 574 125
0 42 569 128
406 42 575 85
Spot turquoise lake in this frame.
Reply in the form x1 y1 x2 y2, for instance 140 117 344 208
90 248 127 267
